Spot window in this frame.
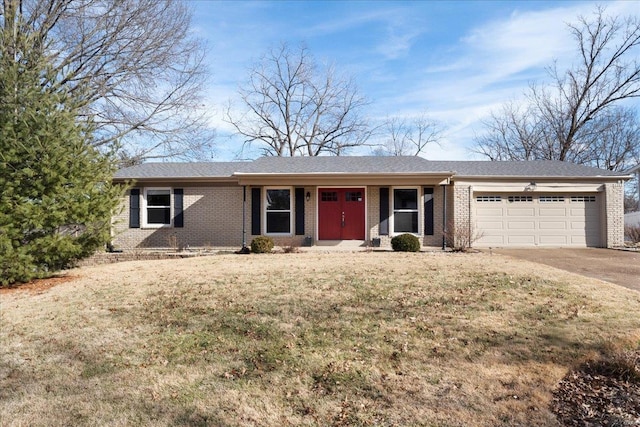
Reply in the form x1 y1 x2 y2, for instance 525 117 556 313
508 195 532 202
345 191 363 202
321 191 338 202
539 196 565 203
144 188 171 226
476 195 502 202
265 188 291 234
571 195 596 202
393 188 418 233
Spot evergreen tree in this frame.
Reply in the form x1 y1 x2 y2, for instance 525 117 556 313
0 5 121 286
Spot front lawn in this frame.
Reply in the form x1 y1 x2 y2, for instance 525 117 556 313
1 252 639 426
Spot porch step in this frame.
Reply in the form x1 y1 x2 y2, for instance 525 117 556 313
313 240 368 248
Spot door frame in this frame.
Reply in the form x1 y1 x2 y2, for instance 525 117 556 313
315 186 368 241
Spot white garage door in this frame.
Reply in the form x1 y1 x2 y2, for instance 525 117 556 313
474 193 601 247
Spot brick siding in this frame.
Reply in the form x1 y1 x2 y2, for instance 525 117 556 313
113 186 245 249
605 182 625 247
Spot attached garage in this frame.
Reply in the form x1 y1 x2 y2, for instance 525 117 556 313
474 193 601 247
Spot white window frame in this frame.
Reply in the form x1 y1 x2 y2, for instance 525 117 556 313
391 187 420 236
476 195 502 202
264 187 293 236
508 195 533 203
539 195 565 203
570 195 596 203
142 187 172 228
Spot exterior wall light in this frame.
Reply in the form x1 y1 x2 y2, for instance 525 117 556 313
306 191 311 202
526 181 537 191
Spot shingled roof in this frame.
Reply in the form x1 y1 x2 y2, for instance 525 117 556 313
113 161 250 180
113 157 628 180
424 160 625 178
239 156 453 174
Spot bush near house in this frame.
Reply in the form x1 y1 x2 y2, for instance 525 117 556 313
251 236 275 253
390 233 420 252
444 219 484 252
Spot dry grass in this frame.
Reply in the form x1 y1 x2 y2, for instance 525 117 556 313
1 252 639 426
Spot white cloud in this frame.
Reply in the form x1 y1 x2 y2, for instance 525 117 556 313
375 27 423 59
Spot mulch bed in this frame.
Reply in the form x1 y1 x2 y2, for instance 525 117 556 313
0 275 78 295
551 350 640 426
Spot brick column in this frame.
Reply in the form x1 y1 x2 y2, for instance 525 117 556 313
604 182 625 248
452 184 472 248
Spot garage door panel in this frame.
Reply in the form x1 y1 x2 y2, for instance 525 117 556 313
571 235 587 245
570 208 589 216
539 208 567 216
506 220 535 230
477 220 504 230
539 221 567 230
507 207 535 216
474 193 601 248
477 207 503 216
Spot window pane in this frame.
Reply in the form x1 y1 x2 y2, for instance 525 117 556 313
266 189 290 210
321 191 338 202
394 189 417 209
147 190 170 207
148 207 171 224
394 212 418 233
346 191 362 202
266 212 290 233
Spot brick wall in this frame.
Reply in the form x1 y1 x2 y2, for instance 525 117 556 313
247 186 315 248
113 186 245 249
424 185 445 248
113 183 451 250
367 185 446 249
451 184 472 248
605 182 625 247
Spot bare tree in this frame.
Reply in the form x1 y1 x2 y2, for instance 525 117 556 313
225 43 371 157
475 7 640 172
375 113 444 156
1 0 213 162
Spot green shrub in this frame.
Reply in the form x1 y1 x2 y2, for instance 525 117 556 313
251 236 275 254
390 233 420 252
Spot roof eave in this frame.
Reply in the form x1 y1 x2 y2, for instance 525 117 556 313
113 176 238 183
233 171 456 178
454 174 632 180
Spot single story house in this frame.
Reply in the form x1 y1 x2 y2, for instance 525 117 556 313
112 156 630 250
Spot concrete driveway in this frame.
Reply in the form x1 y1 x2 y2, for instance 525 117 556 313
490 248 640 292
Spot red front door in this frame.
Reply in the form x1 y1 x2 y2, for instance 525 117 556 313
318 188 365 240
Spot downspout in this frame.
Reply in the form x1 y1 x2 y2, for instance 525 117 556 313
442 184 447 250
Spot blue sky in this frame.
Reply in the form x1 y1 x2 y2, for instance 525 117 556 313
190 0 640 161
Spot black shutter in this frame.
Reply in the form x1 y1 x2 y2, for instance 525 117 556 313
251 187 261 235
295 188 305 235
173 189 184 228
129 188 140 228
379 187 389 235
424 187 434 236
